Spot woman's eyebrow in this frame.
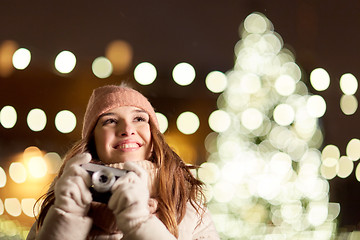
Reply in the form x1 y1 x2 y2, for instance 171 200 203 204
98 112 116 119
133 109 148 114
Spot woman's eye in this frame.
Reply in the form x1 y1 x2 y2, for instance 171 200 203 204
103 118 117 125
134 116 147 122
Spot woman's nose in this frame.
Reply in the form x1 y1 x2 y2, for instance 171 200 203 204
117 122 135 136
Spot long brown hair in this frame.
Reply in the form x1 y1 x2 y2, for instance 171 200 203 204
36 120 205 237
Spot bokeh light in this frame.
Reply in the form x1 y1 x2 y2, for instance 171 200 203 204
273 104 295 126
92 56 113 79
21 198 37 217
4 198 21 217
24 146 42 160
356 164 360 182
275 75 296 96
12 48 31 70
44 152 62 174
105 40 133 75
337 156 353 178
198 162 220 184
0 40 18 77
172 62 196 86
27 108 47 132
206 12 337 239
241 73 261 94
306 95 326 118
176 111 200 134
155 112 168 133
241 108 263 130
54 50 76 74
0 167 6 188
346 138 360 161
322 144 340 160
205 71 227 93
28 156 47 178
0 199 3 215
208 110 231 132
321 157 338 180
307 203 328 227
340 73 358 95
310 68 330 91
244 12 269 34
0 105 17 129
9 162 27 183
340 95 358 115
134 62 157 85
55 110 77 133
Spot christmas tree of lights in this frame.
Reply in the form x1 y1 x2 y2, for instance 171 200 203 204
200 12 339 240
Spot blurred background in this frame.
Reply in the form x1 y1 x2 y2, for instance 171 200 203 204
1 0 360 239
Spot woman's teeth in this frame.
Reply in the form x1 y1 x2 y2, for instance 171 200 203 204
118 143 138 149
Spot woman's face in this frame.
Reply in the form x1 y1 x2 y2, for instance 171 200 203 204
93 106 152 164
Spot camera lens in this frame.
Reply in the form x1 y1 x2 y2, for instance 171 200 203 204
92 169 116 192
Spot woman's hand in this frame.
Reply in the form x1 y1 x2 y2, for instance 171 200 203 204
108 162 151 234
54 153 93 216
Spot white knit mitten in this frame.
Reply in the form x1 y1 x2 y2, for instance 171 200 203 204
54 153 93 216
108 162 150 234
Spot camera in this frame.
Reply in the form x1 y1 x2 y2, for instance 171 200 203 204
81 162 128 203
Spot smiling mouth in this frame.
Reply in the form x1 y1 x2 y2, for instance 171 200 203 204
114 143 140 150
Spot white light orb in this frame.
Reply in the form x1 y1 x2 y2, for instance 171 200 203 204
12 48 31 70
55 50 76 74
208 110 231 132
134 62 157 85
205 71 227 93
176 111 200 134
9 162 27 183
340 73 358 95
92 57 113 79
28 156 47 178
273 104 295 126
55 110 77 133
172 62 196 86
310 68 330 91
306 95 326 118
4 198 21 217
27 108 47 131
155 112 168 133
0 105 17 129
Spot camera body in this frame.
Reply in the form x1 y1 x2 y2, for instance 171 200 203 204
81 162 128 203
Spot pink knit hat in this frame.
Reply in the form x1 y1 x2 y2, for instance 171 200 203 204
82 85 158 139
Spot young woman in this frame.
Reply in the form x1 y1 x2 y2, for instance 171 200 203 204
27 84 219 240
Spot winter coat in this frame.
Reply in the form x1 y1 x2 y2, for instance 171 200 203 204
26 201 219 240
26 160 219 240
